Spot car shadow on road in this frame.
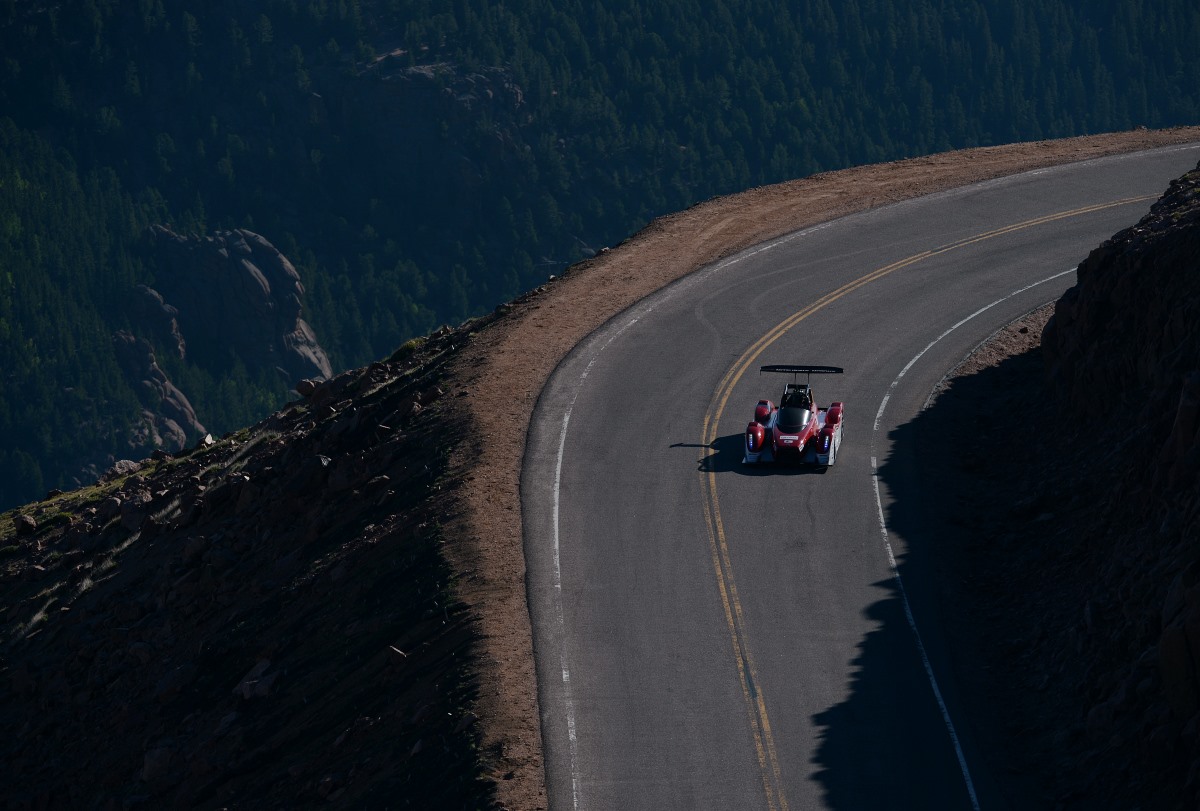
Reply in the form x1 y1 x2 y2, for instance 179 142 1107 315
671 433 829 476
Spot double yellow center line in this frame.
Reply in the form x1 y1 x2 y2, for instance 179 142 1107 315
697 195 1153 810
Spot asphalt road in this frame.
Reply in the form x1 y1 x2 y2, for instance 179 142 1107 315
522 143 1200 811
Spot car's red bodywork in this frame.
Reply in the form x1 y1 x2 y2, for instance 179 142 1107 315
743 365 845 467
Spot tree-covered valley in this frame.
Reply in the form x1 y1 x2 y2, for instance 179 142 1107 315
1 0 1198 508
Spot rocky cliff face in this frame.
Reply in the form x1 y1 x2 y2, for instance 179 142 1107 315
1044 163 1200 460
1036 161 1200 806
90 227 334 489
146 226 333 387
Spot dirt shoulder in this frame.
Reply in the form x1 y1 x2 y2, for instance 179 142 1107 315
444 127 1200 810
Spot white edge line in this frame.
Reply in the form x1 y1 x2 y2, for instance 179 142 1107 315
551 409 581 810
872 267 1076 432
870 457 981 811
548 303 660 810
869 266 1077 811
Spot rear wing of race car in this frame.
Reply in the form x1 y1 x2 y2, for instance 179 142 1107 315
759 365 844 376
760 365 844 404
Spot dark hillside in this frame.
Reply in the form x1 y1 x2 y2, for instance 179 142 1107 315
1038 162 1200 807
1 1 1198 505
0 317 499 809
926 161 1200 809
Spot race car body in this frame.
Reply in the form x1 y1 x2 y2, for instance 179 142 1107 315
743 365 845 467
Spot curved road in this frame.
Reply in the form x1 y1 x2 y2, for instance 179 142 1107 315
522 144 1200 811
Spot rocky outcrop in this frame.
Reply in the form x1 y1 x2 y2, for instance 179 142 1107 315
112 330 206 452
1044 161 1200 473
147 226 333 386
1044 162 1200 530
1034 161 1200 806
91 229 332 488
131 284 186 360
366 59 525 119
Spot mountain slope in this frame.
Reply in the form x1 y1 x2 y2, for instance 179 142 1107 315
1 326 499 808
2 130 1199 809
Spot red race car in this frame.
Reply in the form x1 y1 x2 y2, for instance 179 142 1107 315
743 365 845 467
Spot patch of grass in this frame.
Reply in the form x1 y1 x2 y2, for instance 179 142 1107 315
77 480 121 503
12 583 66 640
149 494 183 525
108 532 140 559
0 545 19 557
24 598 56 634
183 438 222 462
389 336 426 363
224 429 280 473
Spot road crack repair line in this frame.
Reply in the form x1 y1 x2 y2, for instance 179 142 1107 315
699 194 1152 810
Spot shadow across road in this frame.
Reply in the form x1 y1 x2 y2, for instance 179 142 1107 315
809 577 968 808
809 349 1047 810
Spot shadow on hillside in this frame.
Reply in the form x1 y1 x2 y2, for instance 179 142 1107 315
808 348 1043 810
